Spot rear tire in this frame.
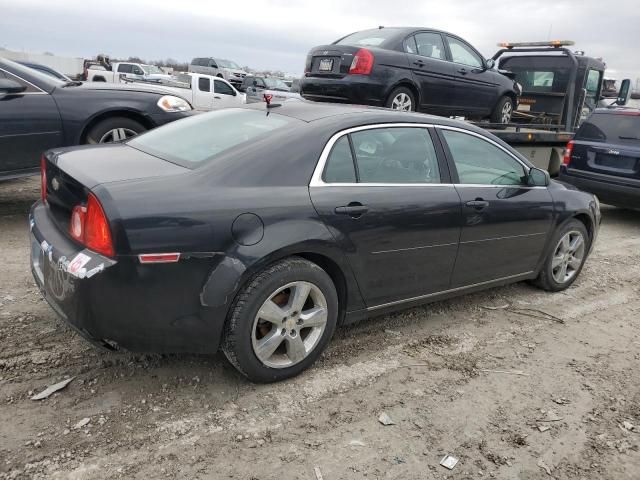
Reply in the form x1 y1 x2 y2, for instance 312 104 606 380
222 257 339 383
533 219 590 292
385 86 416 112
85 117 146 144
490 95 514 126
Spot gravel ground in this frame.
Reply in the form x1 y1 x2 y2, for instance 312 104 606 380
1 177 639 480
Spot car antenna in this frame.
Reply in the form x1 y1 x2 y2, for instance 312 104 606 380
264 93 281 109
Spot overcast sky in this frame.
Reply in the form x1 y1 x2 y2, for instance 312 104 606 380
1 0 639 81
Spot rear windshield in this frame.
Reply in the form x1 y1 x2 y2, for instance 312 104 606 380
335 28 401 47
128 109 298 168
576 112 640 145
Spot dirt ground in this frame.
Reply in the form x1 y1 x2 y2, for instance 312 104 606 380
1 177 639 480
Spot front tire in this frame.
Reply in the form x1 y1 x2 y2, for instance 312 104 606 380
490 96 514 125
222 257 339 383
385 86 416 112
533 219 589 292
85 117 146 144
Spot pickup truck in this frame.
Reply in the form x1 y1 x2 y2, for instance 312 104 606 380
151 73 246 111
87 62 171 83
474 41 631 175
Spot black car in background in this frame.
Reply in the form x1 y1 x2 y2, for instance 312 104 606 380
0 58 193 180
559 107 640 208
31 102 599 382
300 27 520 123
17 61 72 82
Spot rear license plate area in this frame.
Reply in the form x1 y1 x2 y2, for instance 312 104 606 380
318 58 334 72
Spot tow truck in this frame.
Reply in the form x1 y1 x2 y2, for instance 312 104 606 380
476 41 631 175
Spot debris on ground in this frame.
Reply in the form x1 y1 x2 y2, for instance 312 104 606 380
479 369 529 376
348 439 366 447
537 458 553 476
73 417 91 429
313 466 324 480
552 397 571 405
538 425 551 433
30 377 75 400
378 412 395 426
622 421 635 431
439 454 459 470
384 329 401 336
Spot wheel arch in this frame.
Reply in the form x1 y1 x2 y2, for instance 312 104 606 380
572 212 595 242
79 109 155 144
386 79 421 107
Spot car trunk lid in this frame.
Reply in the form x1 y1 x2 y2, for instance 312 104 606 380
305 45 361 79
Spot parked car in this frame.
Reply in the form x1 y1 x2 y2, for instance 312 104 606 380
87 62 171 83
165 73 245 110
559 107 640 208
188 57 248 88
0 58 193 180
17 61 72 82
241 75 301 103
300 27 520 123
30 101 599 382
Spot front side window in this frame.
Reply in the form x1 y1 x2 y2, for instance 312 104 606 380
214 79 235 95
0 68 41 92
322 128 441 184
442 129 526 185
415 32 446 60
198 77 211 92
446 36 483 68
117 64 133 73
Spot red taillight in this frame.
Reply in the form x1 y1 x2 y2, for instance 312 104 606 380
349 48 374 75
562 140 574 166
68 193 114 257
40 156 47 203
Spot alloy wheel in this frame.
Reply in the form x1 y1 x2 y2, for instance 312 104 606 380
391 93 412 111
501 101 513 123
98 128 139 143
251 281 328 368
551 230 585 284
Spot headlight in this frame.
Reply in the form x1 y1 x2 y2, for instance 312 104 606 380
157 95 192 112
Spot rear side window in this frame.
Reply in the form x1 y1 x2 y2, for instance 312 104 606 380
198 77 210 92
323 137 356 183
128 109 298 168
415 32 446 60
576 113 640 144
117 64 133 73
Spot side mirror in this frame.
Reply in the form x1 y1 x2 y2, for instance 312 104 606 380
485 58 496 70
527 167 550 187
616 78 631 106
0 78 27 96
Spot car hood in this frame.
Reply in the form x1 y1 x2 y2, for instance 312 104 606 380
66 82 177 96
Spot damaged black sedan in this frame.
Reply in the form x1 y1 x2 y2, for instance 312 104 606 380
31 102 600 382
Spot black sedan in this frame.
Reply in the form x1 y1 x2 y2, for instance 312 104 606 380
300 27 520 123
0 58 193 180
30 101 599 382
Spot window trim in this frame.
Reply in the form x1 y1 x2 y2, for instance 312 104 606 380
0 67 47 94
435 126 545 189
310 123 452 187
413 31 447 62
443 34 485 69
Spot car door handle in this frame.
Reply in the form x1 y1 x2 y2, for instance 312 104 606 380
335 203 368 217
465 200 489 209
214 96 221 99
413 60 425 67
457 68 468 75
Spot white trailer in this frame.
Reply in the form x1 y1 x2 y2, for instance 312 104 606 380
0 49 83 78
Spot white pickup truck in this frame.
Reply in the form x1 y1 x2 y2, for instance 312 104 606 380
156 73 246 111
87 62 171 83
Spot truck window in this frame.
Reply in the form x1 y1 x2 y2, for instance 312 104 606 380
585 70 601 98
117 64 133 73
132 66 144 75
499 57 571 94
214 79 235 96
198 77 211 92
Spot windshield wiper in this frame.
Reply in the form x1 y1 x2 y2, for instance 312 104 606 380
62 81 83 87
619 136 640 140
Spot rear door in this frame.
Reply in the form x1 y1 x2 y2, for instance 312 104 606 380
570 112 640 184
404 32 458 114
0 68 63 175
309 125 462 308
194 76 214 110
437 127 554 287
444 35 498 115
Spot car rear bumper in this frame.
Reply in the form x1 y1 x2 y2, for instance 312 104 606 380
29 202 226 354
299 76 386 106
559 168 640 209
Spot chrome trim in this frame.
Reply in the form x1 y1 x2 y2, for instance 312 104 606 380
367 271 534 311
0 67 47 94
459 232 546 245
372 242 458 255
310 123 436 187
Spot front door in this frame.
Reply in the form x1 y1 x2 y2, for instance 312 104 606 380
310 125 462 308
404 32 458 115
0 68 62 175
444 35 499 116
213 79 239 109
436 127 554 287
